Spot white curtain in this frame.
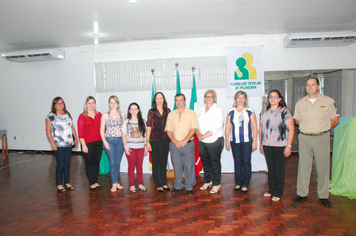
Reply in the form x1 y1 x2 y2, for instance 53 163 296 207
95 56 227 92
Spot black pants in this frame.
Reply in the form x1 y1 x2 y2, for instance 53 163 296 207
263 146 286 198
82 141 103 185
151 139 170 188
198 137 224 186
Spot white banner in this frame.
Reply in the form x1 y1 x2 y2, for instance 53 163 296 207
226 46 264 97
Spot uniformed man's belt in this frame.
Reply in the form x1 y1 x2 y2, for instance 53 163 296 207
300 131 328 136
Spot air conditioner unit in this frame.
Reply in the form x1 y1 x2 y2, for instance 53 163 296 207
283 32 356 48
2 49 65 62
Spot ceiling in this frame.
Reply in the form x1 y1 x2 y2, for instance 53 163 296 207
1 0 356 53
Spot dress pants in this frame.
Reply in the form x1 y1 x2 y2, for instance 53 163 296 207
151 139 170 188
169 141 196 191
263 146 286 198
297 132 330 199
198 137 224 186
82 141 103 185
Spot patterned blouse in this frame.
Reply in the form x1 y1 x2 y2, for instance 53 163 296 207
259 107 292 147
45 112 74 147
122 120 146 149
105 111 124 138
146 108 171 142
228 107 254 143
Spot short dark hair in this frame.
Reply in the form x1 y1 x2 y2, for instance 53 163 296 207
175 93 186 101
306 77 320 85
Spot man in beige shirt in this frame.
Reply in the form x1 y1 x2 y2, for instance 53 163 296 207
293 77 339 207
165 93 199 195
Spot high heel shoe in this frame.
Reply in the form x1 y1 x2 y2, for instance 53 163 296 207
210 185 221 194
162 185 170 190
234 185 241 191
200 182 212 191
65 184 74 190
57 185 66 192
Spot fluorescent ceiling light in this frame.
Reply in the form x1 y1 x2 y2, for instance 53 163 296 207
94 22 99 32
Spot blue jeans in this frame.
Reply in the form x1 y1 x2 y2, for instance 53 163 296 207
231 141 252 188
53 146 72 186
104 137 124 184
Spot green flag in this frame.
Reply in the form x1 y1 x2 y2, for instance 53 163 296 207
189 74 197 111
151 83 156 109
173 69 181 110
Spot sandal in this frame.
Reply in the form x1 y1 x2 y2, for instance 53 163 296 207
264 192 272 197
272 196 281 201
130 186 136 193
57 185 66 192
138 185 146 191
116 183 124 190
200 182 212 191
210 185 221 194
94 183 102 189
111 184 117 192
65 184 74 190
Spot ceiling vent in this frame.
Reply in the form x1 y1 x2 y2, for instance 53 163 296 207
283 32 356 48
2 49 65 62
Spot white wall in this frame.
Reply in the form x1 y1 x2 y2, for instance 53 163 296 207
1 33 356 173
0 45 95 150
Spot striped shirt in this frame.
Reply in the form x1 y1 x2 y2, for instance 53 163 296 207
228 107 254 143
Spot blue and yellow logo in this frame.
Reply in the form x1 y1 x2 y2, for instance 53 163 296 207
234 53 257 80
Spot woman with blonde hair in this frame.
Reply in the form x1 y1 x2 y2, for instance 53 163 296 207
100 95 126 192
196 90 224 194
225 91 257 193
77 96 103 191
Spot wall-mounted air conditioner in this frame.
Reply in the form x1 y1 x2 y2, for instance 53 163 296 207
283 32 356 48
2 49 65 62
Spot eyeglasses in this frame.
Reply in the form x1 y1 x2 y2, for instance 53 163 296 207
205 96 214 99
56 102 64 105
269 95 279 99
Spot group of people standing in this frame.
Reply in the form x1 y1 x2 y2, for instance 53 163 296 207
45 77 339 206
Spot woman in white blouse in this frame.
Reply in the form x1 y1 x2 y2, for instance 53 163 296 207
196 90 225 194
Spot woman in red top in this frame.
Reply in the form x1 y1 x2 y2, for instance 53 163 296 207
77 96 103 191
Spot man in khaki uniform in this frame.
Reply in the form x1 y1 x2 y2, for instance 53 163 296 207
292 77 339 207
165 93 199 195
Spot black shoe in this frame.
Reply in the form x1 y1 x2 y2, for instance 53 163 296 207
157 187 164 193
241 187 248 194
319 198 331 207
187 190 193 195
172 188 182 194
292 195 307 202
162 185 170 191
89 186 98 191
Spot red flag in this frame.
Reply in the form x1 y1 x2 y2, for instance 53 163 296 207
189 73 202 175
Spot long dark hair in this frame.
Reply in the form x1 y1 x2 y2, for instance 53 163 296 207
152 92 168 111
127 102 146 137
266 89 286 110
51 96 68 114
